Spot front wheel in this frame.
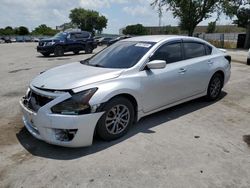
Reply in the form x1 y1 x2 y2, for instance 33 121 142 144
206 73 223 101
96 97 135 141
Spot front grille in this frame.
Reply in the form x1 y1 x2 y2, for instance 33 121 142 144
23 90 54 112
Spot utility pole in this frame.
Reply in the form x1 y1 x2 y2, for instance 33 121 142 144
158 2 163 27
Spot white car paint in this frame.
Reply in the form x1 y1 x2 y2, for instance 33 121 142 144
20 35 231 147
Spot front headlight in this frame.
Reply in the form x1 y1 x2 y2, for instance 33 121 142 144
45 41 55 46
51 88 98 115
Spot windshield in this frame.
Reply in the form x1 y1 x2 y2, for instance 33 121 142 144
53 32 67 39
82 41 155 69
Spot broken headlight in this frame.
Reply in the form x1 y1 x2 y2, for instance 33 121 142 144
51 88 97 115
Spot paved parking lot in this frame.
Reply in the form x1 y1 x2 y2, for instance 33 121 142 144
0 43 250 188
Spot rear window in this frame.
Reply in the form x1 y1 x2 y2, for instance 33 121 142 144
183 42 206 59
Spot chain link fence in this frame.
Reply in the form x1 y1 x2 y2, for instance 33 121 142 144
197 33 245 48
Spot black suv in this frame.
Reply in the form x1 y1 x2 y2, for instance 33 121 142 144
37 31 97 57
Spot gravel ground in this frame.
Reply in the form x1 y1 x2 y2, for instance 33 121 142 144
0 43 250 188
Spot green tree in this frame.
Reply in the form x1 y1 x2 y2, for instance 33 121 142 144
164 25 179 34
152 0 223 36
207 21 216 33
69 8 107 34
123 24 148 35
223 0 250 48
0 26 15 35
17 26 29 35
32 24 58 36
4 26 15 35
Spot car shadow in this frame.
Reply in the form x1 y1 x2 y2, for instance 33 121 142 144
16 92 227 160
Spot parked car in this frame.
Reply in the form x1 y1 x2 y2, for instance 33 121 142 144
32 37 40 42
247 49 250 65
98 37 113 46
24 36 32 42
20 35 231 147
1 37 11 43
37 31 97 57
11 38 16 42
107 35 131 46
0 39 4 43
16 36 25 42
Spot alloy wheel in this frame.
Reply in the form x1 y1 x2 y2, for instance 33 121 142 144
105 104 130 135
209 76 221 98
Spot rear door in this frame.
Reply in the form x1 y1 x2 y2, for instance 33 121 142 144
179 41 212 97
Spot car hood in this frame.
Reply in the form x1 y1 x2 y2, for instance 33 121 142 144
31 62 124 90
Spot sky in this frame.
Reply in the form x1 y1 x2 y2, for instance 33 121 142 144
0 0 234 34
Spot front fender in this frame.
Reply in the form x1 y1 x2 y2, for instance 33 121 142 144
88 77 142 111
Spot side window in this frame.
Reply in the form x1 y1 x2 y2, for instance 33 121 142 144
150 42 182 63
183 42 206 59
69 34 76 40
76 32 90 38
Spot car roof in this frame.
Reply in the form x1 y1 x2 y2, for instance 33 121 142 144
123 35 206 43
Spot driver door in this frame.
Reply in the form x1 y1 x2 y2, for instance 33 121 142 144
140 41 187 113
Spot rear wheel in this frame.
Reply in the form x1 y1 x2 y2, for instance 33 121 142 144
206 73 223 101
54 46 64 57
41 52 50 57
96 97 135 141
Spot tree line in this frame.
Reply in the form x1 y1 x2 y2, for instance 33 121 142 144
0 8 108 36
151 0 250 48
123 0 250 48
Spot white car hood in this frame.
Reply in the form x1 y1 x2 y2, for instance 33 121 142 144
31 62 123 90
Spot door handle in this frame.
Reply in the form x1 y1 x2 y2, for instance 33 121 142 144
208 60 214 65
178 68 187 74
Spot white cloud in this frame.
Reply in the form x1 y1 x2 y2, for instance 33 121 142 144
79 0 133 9
79 0 110 9
123 6 153 16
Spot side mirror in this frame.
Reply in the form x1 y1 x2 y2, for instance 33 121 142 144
146 60 166 69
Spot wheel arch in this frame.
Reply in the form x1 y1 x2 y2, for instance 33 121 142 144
213 70 225 86
99 93 138 123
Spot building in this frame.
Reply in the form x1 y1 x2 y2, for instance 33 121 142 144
119 25 245 35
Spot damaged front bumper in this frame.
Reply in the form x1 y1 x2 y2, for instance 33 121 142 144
19 87 104 147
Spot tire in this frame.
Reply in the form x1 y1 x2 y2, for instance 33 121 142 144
247 58 250 65
85 44 93 54
96 97 135 141
41 52 50 57
73 50 80 55
206 73 223 101
54 46 64 57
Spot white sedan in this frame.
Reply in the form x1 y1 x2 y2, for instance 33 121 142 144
20 35 231 147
